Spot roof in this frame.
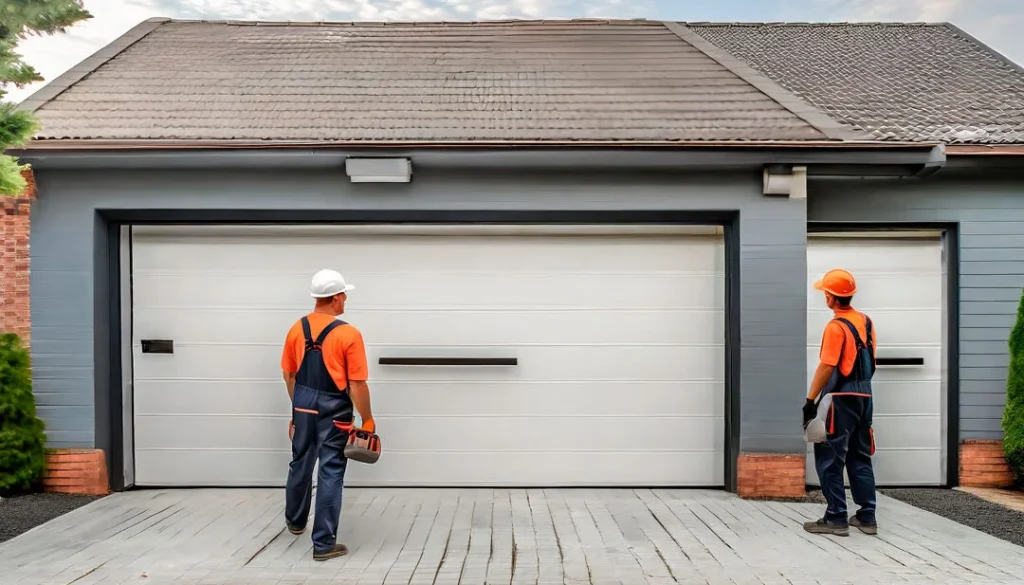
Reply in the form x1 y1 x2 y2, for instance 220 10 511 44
17 18 1024 147
689 22 1024 144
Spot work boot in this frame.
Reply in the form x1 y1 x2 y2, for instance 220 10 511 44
313 544 349 561
849 516 878 535
803 517 849 536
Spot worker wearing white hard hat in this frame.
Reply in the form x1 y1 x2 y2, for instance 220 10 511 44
279 269 375 561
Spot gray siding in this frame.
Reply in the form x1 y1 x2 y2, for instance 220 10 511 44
31 167 809 454
809 174 1024 440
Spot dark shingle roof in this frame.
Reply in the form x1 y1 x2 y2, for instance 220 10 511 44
23 19 833 144
20 19 1024 146
689 22 1024 144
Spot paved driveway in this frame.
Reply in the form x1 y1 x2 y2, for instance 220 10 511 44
1 488 1022 585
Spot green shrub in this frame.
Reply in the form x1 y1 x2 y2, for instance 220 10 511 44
0 333 46 495
1004 289 1024 484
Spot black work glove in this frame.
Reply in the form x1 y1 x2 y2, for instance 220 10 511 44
802 398 818 427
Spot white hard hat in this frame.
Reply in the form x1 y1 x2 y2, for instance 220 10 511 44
310 269 355 298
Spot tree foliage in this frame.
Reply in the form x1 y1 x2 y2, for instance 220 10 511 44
0 333 46 495
1004 288 1024 484
1 0 91 195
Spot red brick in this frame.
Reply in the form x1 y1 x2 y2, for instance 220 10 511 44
737 453 807 499
960 440 1016 488
0 171 33 344
43 449 109 495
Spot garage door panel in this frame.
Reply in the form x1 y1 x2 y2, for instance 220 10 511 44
133 227 726 487
133 233 725 274
135 380 722 419
872 415 943 450
138 345 724 383
359 416 723 452
134 272 724 310
804 347 941 383
133 307 724 346
870 381 942 415
805 447 943 487
344 452 726 487
807 239 941 272
134 449 289 487
807 309 941 346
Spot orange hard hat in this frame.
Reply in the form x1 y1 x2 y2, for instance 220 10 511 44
814 268 857 297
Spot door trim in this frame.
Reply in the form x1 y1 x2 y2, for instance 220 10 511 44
808 222 960 487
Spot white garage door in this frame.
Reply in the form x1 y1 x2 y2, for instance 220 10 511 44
131 225 725 487
806 234 945 486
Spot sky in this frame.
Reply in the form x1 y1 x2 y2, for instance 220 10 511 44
6 0 1024 104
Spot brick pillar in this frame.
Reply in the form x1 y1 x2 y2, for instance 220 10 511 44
44 449 110 495
737 453 807 498
960 440 1016 488
1 168 35 342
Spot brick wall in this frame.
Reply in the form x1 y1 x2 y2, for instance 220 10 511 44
737 453 807 498
1 168 35 343
960 440 1016 488
43 449 110 495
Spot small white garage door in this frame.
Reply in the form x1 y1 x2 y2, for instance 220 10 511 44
806 234 946 486
131 225 725 487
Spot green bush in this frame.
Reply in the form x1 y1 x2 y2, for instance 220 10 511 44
1004 289 1024 484
0 333 46 495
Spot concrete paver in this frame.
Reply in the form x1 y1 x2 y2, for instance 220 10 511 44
1 488 1022 584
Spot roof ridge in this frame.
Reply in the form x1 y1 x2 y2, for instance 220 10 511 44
661 21 867 142
17 17 169 114
683 21 949 27
158 17 662 26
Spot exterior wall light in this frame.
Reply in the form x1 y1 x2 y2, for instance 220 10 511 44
345 157 412 183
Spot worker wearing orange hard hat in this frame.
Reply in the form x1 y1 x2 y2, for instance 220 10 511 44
802 268 878 537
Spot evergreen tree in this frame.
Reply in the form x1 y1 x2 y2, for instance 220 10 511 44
1 0 91 194
1004 289 1024 484
0 333 45 494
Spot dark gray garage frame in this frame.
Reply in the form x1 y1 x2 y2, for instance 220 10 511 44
96 209 743 492
808 222 961 487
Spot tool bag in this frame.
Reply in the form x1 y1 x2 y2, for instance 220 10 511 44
804 393 833 444
344 427 382 464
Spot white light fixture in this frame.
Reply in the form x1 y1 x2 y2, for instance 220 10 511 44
345 157 412 183
763 165 807 198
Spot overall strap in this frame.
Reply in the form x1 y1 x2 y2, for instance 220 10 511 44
834 317 869 350
301 317 314 348
314 319 347 346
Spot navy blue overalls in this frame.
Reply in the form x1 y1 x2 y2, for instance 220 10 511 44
814 315 878 525
285 316 354 552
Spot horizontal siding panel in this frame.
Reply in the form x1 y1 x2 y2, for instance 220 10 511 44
961 379 1010 394
961 288 1024 302
960 366 1011 381
961 327 1011 342
961 314 1018 329
960 248 1024 262
960 275 1024 288
33 392 94 407
960 354 1010 368
960 418 1004 434
961 405 1008 419
960 261 1024 275
962 235 1024 249
960 301 1020 315
960 393 1008 407
959 222 1024 235
962 429 1005 440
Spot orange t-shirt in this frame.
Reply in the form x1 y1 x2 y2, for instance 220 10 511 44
819 307 877 377
281 313 369 389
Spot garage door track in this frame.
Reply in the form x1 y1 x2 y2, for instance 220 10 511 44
2 488 1022 585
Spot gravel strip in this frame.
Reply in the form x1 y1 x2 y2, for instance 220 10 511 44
0 493 103 544
881 488 1024 548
